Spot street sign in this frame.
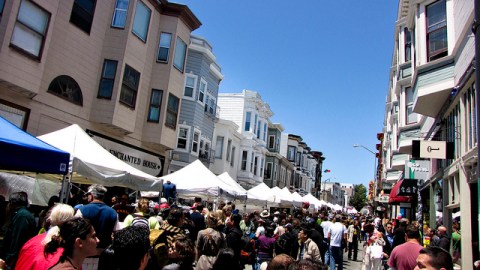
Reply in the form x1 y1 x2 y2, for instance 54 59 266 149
412 140 454 159
398 179 418 196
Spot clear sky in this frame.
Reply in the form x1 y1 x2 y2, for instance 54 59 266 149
177 0 399 187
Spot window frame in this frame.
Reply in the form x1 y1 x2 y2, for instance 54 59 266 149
404 27 411 62
241 151 248 171
111 0 129 28
157 32 172 62
245 112 251 131
69 0 96 34
173 36 187 72
191 129 201 155
405 86 417 124
131 0 151 42
226 139 232 162
97 59 118 99
183 74 197 100
230 146 236 167
147 89 163 123
426 0 447 62
47 75 83 106
10 0 51 60
268 135 275 149
176 125 190 151
265 162 273 179
165 93 179 129
215 136 224 159
197 78 207 105
119 64 140 109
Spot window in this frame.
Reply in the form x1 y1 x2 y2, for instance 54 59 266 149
404 27 411 62
111 0 129 28
177 126 189 149
0 0 4 17
265 162 272 179
254 156 258 175
120 65 140 108
173 37 187 71
70 0 96 34
273 164 278 180
287 146 296 161
250 153 254 173
147 89 163 122
47 75 83 106
184 75 196 98
260 158 265 177
215 136 224 159
263 123 267 141
464 84 477 150
198 79 206 103
253 114 258 134
426 0 447 61
10 0 50 59
226 139 232 162
199 139 211 159
98 59 117 99
157 32 172 62
165 94 179 128
191 130 200 154
230 146 236 167
406 87 417 124
204 93 216 115
241 151 248 171
256 120 261 139
268 135 275 149
132 1 150 42
245 112 251 131
0 99 30 129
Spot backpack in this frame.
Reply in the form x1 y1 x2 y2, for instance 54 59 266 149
240 235 256 265
149 228 169 269
275 236 289 255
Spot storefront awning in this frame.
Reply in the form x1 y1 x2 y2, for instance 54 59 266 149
388 179 413 204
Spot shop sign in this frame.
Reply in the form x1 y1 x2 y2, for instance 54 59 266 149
412 140 454 159
405 160 430 182
398 179 418 196
87 130 164 176
376 195 389 203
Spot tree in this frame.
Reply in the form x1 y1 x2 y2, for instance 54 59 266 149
350 184 367 211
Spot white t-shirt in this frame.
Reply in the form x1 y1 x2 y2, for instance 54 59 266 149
321 220 332 238
328 222 347 247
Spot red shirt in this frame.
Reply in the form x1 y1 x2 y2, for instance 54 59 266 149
16 233 64 270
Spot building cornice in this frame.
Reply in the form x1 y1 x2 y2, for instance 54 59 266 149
151 0 202 31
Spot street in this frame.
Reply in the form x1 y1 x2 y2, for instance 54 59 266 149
342 241 365 270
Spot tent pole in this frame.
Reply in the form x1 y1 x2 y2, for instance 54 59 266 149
59 174 67 202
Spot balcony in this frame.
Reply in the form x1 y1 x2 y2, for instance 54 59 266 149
413 61 454 117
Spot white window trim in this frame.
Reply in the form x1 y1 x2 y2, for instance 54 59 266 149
183 73 197 101
197 77 207 105
176 124 190 152
191 128 201 156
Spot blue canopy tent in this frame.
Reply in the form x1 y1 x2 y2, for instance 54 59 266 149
0 116 70 174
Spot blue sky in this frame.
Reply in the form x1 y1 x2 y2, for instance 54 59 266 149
178 0 398 187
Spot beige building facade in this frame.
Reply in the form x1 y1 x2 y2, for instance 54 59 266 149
0 0 200 176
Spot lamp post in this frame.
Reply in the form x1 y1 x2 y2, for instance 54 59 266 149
353 144 378 196
322 177 335 202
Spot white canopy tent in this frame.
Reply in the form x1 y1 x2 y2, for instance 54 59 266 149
302 193 326 209
158 160 238 200
38 124 163 192
291 191 305 207
247 183 280 206
0 172 61 206
217 172 248 199
333 204 343 211
271 186 293 206
347 207 358 214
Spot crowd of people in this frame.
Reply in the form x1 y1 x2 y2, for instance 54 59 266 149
0 184 461 270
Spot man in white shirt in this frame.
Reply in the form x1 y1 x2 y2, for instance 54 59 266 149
320 215 333 264
328 214 347 270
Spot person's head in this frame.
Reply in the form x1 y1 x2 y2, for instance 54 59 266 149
223 205 233 217
9 191 28 209
112 226 150 270
212 248 236 270
429 228 436 237
414 246 454 270
87 184 107 201
47 195 60 208
437 226 447 236
298 227 312 242
452 223 460 232
206 211 221 229
195 203 204 212
231 213 242 227
266 254 295 270
284 223 293 232
289 259 328 270
335 214 342 223
42 203 75 245
120 194 129 205
45 217 98 260
167 207 184 227
170 235 195 266
218 200 226 210
111 196 118 205
265 226 275 237
137 198 150 214
385 222 393 234
406 224 420 240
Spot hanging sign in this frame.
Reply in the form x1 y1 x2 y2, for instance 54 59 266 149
398 179 418 196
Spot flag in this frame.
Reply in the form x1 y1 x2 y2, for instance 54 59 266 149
324 169 331 173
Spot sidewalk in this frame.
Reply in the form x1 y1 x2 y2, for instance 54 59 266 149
343 241 365 270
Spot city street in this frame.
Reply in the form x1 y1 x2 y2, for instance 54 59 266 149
342 242 365 270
